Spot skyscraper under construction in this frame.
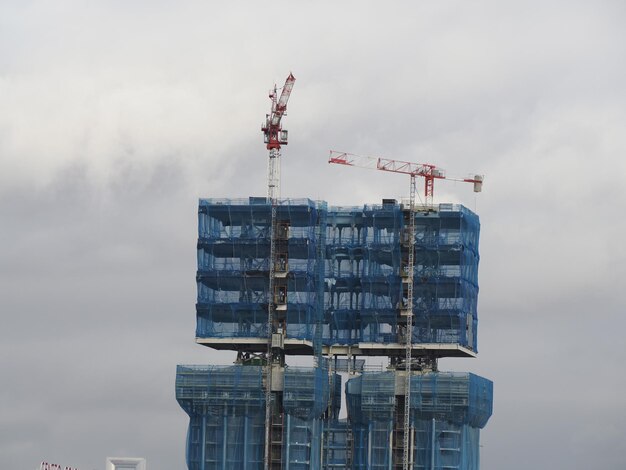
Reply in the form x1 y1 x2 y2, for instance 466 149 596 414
175 73 492 469
176 198 493 469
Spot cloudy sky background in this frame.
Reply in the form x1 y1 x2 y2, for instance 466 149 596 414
1 1 626 468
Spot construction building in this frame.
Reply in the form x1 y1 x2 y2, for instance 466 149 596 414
176 73 492 469
176 198 493 469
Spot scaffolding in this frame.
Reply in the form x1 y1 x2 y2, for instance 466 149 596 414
329 202 480 349
322 419 352 468
346 372 493 469
197 199 480 352
176 364 340 470
180 197 492 470
196 198 327 344
176 365 266 469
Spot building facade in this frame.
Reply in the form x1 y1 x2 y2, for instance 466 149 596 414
176 197 493 469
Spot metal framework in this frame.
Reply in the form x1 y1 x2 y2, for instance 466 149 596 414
262 73 296 470
186 197 491 469
264 200 277 470
328 151 483 206
263 73 296 201
329 150 483 470
402 175 416 469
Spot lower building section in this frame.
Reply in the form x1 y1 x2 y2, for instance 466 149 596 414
176 364 341 470
346 372 492 470
176 366 492 470
176 365 265 468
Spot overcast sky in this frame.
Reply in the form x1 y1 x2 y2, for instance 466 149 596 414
1 1 625 469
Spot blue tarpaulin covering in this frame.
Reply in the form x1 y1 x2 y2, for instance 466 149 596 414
196 198 481 351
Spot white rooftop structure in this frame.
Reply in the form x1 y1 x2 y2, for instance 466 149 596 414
105 458 146 470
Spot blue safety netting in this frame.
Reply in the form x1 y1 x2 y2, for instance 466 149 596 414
324 202 480 350
176 364 340 470
196 198 481 351
186 196 490 468
323 419 352 468
345 371 493 469
196 198 327 342
175 365 266 469
345 372 396 468
282 367 340 469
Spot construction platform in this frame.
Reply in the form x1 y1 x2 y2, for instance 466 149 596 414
197 337 477 358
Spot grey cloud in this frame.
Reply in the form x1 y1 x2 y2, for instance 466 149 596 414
1 1 626 469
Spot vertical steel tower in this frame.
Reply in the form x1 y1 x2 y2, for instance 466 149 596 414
262 73 296 470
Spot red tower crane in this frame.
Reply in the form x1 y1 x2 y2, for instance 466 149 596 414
262 73 296 470
329 150 483 206
329 149 483 470
262 73 296 201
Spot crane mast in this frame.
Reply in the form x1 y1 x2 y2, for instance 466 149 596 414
262 73 296 470
328 150 483 470
402 174 416 469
